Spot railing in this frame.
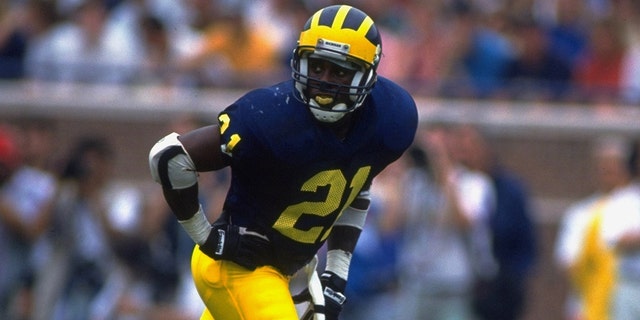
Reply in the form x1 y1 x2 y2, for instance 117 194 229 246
2 81 639 138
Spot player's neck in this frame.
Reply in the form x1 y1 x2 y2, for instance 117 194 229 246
325 114 354 141
332 124 349 141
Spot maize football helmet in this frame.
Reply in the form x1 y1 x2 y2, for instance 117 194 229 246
291 5 382 122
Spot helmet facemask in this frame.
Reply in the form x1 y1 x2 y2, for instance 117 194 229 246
292 48 376 123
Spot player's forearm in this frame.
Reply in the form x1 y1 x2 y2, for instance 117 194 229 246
163 184 214 246
162 184 200 220
327 190 370 259
326 225 360 282
327 225 361 253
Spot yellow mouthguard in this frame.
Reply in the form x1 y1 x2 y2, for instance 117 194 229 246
315 96 334 105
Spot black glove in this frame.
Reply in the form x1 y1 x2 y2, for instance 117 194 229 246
320 271 347 320
199 223 272 270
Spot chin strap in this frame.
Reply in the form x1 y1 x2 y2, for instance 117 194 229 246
308 99 348 122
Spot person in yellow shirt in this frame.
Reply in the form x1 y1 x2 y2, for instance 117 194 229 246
179 11 283 87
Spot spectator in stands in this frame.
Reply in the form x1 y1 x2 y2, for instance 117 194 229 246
402 2 470 95
454 124 538 320
610 138 640 320
502 17 573 101
341 161 405 320
545 0 590 70
361 0 414 86
43 0 139 84
44 136 121 320
572 18 628 104
0 118 58 320
106 0 195 88
134 14 180 86
448 7 515 98
618 0 640 104
0 2 27 79
244 0 310 73
554 135 640 320
177 2 283 88
22 0 62 82
394 124 496 320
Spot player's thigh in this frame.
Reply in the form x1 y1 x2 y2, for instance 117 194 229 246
191 246 298 320
231 265 298 319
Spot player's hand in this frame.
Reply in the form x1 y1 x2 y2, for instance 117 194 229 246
320 271 347 320
199 223 271 270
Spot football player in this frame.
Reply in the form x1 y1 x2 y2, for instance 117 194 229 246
149 4 418 320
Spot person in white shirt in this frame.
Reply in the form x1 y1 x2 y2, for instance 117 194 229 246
555 135 640 320
395 124 496 320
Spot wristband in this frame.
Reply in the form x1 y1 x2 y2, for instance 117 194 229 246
325 249 351 281
178 205 212 245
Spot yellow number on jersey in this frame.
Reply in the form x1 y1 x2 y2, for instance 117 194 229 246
219 114 231 134
273 166 370 244
218 113 241 155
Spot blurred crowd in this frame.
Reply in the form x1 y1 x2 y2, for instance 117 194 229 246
1 0 640 104
0 116 222 320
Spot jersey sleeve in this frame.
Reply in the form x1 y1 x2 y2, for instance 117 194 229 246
375 77 419 159
216 84 302 164
216 90 271 163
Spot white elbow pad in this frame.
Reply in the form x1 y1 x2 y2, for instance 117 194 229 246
149 132 198 190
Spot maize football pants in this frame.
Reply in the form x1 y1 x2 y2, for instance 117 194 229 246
191 245 299 320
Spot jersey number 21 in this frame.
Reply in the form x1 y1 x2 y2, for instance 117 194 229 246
273 166 370 244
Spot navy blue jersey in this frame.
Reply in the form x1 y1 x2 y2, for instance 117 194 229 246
216 77 417 274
